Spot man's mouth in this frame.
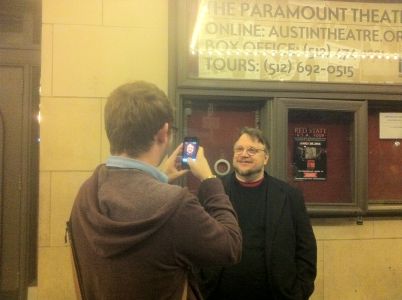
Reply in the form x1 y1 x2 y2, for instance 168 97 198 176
237 160 252 164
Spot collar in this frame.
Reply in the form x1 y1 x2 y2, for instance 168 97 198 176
106 156 168 183
237 177 264 188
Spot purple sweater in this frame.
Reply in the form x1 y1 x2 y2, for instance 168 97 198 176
70 165 242 300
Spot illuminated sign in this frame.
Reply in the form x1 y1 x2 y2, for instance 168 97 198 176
190 0 402 84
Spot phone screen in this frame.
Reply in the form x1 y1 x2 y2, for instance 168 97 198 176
182 137 199 168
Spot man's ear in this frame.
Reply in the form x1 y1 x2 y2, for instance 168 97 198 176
264 153 269 166
155 122 169 144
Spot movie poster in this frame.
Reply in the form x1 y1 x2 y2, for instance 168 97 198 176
293 128 327 180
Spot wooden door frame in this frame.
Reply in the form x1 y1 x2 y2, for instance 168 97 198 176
0 61 39 300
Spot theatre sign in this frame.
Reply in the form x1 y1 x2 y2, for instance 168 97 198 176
189 0 402 84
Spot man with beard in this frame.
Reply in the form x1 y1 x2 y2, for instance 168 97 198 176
199 127 317 300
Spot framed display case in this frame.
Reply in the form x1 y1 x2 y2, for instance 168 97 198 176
272 98 367 216
367 101 402 214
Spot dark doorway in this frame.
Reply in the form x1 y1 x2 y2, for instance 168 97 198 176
0 1 41 299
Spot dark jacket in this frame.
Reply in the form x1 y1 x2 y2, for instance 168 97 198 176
69 165 242 300
199 172 317 300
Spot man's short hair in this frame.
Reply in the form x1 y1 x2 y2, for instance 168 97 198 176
238 127 271 153
105 81 174 156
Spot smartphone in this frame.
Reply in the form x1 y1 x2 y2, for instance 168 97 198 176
181 137 199 168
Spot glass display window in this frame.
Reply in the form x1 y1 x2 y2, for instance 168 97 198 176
181 100 264 193
288 110 354 204
368 102 402 211
274 98 367 215
176 0 402 94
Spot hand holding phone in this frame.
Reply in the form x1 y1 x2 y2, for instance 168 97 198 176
181 137 214 181
181 137 199 169
158 144 189 183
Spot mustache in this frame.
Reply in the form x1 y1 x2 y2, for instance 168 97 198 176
236 159 253 163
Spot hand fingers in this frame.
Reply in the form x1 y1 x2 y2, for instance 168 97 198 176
196 146 204 158
187 157 195 167
171 143 184 157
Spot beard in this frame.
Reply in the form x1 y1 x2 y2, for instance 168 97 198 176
233 164 264 180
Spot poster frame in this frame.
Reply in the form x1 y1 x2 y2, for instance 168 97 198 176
272 98 367 216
